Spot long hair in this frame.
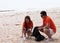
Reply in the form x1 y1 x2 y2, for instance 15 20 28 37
24 16 31 24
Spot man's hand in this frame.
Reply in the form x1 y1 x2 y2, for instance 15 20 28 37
38 26 43 30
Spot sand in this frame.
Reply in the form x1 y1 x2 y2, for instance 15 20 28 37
0 9 60 43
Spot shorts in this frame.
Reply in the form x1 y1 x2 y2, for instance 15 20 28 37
49 29 55 36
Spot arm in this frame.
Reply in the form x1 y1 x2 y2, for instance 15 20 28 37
38 23 49 30
43 23 50 29
21 22 25 37
29 21 33 30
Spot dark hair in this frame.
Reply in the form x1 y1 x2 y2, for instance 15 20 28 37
40 11 47 17
24 16 31 23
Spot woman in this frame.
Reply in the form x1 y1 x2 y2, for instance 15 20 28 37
22 16 33 39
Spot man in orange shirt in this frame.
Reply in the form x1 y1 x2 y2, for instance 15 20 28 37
38 11 56 41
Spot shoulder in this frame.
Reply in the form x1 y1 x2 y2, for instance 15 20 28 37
30 21 33 25
23 22 25 25
31 21 33 23
46 16 51 20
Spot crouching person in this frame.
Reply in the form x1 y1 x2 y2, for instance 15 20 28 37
38 11 56 41
22 16 33 40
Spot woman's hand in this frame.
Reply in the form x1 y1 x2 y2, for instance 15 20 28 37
28 29 32 31
38 26 43 30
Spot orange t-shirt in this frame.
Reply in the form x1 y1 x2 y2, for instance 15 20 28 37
23 21 33 29
43 16 56 33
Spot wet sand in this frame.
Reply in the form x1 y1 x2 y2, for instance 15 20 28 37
0 9 60 43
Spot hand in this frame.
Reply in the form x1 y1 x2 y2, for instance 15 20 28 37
28 29 31 31
38 27 43 30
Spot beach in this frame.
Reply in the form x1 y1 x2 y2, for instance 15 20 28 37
0 9 60 43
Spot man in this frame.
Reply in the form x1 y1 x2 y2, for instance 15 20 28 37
38 11 56 41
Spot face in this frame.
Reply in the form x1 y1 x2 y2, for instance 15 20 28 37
25 18 29 23
41 15 46 19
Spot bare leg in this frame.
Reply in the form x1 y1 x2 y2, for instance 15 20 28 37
27 32 31 36
38 26 51 38
44 29 51 38
23 29 26 37
27 30 32 39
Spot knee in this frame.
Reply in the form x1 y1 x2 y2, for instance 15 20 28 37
23 28 26 32
44 29 50 33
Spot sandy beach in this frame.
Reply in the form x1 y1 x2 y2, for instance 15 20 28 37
0 9 60 43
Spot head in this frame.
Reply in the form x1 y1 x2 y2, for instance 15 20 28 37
24 16 31 23
40 11 47 19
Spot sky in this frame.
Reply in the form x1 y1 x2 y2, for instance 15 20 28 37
0 0 60 11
